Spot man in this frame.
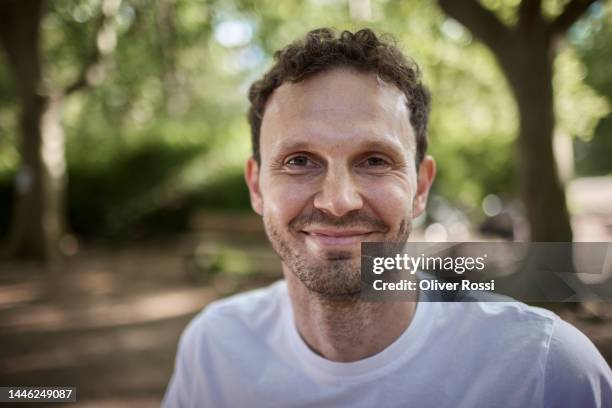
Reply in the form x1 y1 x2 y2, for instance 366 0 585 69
164 28 611 407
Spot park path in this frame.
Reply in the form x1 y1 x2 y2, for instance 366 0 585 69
0 228 280 407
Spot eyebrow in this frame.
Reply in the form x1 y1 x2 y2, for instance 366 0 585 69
274 138 408 153
274 140 314 154
357 140 409 155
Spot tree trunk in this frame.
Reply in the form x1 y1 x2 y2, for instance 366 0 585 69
0 0 66 261
499 29 573 242
436 0 587 242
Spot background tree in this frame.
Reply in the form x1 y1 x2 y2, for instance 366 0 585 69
437 0 600 241
0 0 122 261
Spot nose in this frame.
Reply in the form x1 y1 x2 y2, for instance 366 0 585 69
313 165 364 217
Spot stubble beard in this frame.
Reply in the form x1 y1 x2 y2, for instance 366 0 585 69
263 210 412 299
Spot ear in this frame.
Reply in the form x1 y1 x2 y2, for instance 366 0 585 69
412 155 436 218
245 157 263 215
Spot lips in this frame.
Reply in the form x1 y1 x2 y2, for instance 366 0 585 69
301 229 376 248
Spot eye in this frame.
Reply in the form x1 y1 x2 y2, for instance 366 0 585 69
284 155 319 169
364 157 389 166
359 156 392 169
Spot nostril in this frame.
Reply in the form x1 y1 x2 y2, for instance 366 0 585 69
313 189 363 218
312 170 364 216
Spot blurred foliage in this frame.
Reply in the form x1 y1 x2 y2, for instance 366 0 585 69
67 134 202 238
0 0 610 239
573 1 612 176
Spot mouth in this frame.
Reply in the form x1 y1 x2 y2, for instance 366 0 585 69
300 229 377 248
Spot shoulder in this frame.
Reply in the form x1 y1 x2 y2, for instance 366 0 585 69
543 317 612 407
461 301 612 407
431 300 556 369
203 279 287 325
180 279 287 348
450 300 559 341
163 281 288 407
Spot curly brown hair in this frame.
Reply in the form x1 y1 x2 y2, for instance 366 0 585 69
247 27 431 166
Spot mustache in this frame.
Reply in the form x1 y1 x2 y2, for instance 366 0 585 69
289 209 388 231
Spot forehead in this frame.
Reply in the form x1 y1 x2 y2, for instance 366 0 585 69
260 68 415 157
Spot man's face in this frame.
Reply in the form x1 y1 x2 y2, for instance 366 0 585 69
246 68 435 298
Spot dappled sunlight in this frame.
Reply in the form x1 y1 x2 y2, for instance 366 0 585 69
70 270 116 296
0 282 44 310
0 287 216 333
1 321 183 374
0 238 280 404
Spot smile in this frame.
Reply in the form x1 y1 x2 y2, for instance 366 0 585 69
300 229 376 248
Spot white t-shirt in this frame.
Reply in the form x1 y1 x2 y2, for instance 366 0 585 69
163 280 612 407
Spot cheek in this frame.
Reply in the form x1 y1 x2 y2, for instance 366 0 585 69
261 176 314 223
362 178 415 225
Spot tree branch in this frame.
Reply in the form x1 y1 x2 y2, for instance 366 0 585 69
63 0 122 96
437 0 513 57
551 0 598 35
518 0 542 32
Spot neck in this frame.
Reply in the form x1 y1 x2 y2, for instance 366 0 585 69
284 267 417 362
